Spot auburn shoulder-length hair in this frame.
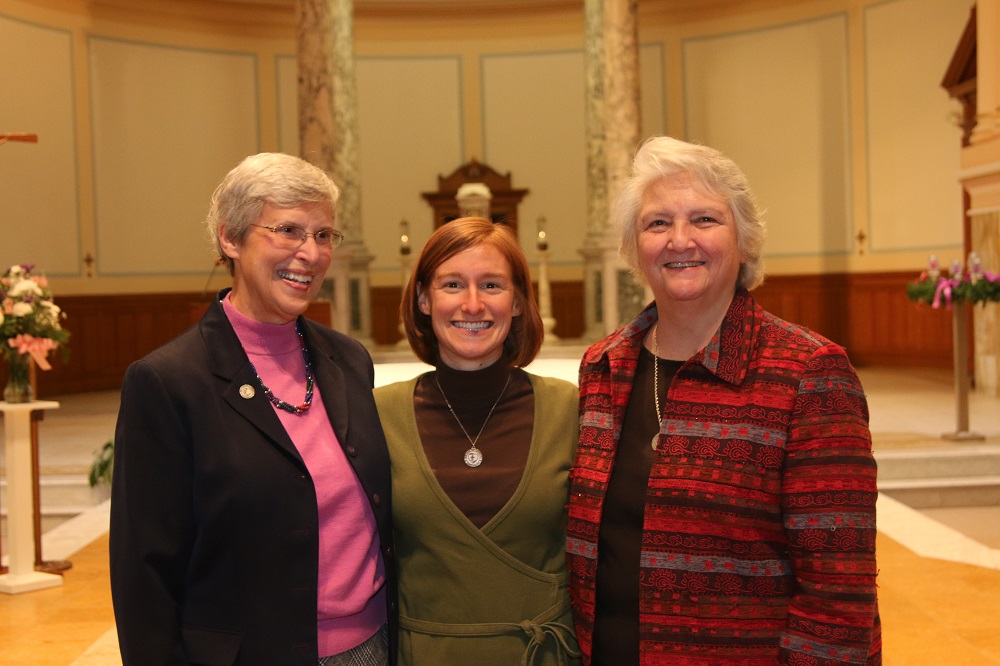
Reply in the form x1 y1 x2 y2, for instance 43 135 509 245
401 217 544 368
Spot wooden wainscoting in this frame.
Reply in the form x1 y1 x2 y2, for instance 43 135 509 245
753 272 953 368
1 272 953 396
2 292 331 397
29 293 212 396
371 286 404 346
548 280 586 340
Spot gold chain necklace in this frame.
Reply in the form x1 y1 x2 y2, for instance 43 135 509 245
651 323 662 451
434 372 511 468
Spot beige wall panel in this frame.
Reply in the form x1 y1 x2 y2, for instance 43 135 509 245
355 56 463 277
481 45 664 269
684 15 852 260
0 15 80 276
276 54 298 156
864 0 970 253
482 50 585 264
640 43 667 140
89 37 258 276
278 54 466 283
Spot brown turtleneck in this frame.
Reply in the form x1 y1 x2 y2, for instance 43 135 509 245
413 362 534 528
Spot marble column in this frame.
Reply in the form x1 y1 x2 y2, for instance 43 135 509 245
971 212 1000 395
957 0 1000 396
296 0 373 345
580 0 642 339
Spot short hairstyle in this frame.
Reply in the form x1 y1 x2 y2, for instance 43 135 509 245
402 217 544 368
615 136 767 290
206 153 341 276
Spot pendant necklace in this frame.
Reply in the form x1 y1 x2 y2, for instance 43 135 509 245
245 321 315 414
434 372 511 468
651 323 662 451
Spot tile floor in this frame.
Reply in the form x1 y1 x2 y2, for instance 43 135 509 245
1 360 999 664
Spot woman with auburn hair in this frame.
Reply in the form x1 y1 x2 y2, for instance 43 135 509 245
375 217 580 665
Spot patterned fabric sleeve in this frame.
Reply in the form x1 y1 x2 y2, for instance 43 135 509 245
779 343 881 665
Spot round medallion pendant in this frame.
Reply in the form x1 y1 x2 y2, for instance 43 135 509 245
464 447 483 468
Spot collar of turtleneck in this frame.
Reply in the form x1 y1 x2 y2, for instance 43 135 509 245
434 359 512 411
221 295 300 355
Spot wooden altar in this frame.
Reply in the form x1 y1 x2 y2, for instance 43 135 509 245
421 159 529 236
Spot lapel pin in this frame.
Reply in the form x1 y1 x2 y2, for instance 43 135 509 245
239 384 255 399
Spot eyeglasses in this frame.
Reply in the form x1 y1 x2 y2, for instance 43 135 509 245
252 224 345 250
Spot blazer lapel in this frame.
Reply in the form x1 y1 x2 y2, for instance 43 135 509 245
199 294 306 466
301 320 350 445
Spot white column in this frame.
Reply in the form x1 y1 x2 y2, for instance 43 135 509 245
0 402 63 594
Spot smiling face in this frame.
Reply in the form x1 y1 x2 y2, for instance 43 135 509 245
417 243 522 371
219 202 334 324
637 171 744 316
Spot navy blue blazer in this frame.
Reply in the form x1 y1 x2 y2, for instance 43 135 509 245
110 290 397 665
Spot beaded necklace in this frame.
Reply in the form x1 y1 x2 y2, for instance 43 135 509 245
244 321 315 414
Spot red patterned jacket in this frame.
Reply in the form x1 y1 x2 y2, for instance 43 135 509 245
567 289 881 665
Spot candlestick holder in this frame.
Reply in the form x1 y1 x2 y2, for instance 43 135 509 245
535 216 559 346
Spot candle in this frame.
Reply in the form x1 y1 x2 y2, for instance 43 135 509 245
969 252 982 282
399 219 411 256
536 215 548 252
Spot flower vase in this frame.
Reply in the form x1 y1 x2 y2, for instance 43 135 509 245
3 353 34 403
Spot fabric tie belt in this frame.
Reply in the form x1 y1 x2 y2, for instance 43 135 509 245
401 596 580 666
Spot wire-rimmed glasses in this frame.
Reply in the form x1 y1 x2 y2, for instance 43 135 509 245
252 224 345 250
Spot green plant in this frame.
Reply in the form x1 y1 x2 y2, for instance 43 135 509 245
89 438 114 487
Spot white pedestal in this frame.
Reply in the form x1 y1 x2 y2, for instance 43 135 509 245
0 400 63 594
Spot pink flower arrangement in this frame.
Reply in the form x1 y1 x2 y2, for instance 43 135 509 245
1 263 69 368
907 253 1000 309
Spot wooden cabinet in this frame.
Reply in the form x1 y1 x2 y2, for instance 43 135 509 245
421 158 529 237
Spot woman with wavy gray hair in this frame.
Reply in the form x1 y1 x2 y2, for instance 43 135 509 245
111 152 397 665
567 137 881 664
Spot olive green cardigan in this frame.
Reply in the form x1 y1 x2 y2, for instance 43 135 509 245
375 372 580 666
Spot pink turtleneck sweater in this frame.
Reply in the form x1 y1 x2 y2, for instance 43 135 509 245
223 296 386 656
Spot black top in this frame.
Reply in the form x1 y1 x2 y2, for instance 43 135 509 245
592 347 683 665
414 362 534 528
